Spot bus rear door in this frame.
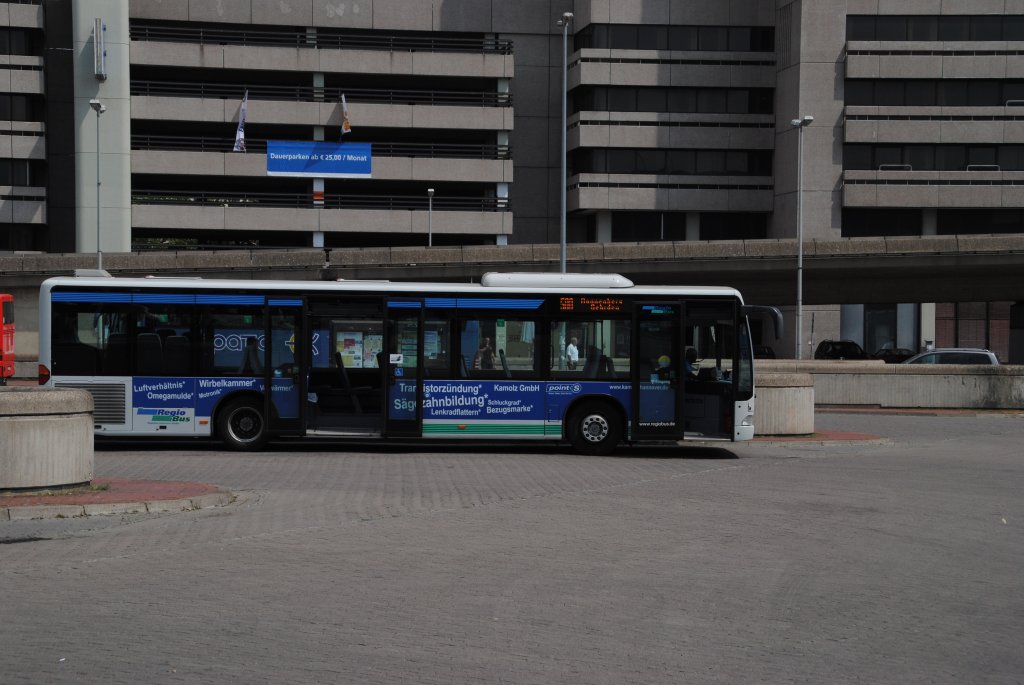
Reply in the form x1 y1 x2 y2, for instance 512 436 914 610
264 298 305 435
384 299 423 437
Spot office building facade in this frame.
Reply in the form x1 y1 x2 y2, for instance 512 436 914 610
1 0 1021 358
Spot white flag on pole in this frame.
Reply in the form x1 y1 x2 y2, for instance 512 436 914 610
233 89 248 152
341 94 352 139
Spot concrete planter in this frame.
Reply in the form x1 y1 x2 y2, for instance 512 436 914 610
757 360 1024 409
754 373 815 435
0 388 94 489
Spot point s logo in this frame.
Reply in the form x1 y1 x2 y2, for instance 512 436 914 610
547 383 582 394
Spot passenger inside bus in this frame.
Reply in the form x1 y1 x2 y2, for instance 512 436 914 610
684 347 700 380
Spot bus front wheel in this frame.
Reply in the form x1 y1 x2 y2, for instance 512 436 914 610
567 402 622 456
217 399 268 451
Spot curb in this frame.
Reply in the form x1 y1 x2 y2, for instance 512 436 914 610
748 436 892 447
1 491 234 522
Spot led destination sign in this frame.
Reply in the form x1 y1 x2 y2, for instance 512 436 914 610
559 296 625 313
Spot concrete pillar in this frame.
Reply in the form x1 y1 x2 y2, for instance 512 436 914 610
897 303 917 352
685 212 700 241
74 1 131 256
595 211 612 243
313 124 324 243
772 0 846 241
922 208 937 236
313 72 324 101
919 303 936 352
840 304 864 344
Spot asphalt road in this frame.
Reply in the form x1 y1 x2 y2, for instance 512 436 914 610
2 412 1023 684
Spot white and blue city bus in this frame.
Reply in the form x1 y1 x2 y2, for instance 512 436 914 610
38 271 780 454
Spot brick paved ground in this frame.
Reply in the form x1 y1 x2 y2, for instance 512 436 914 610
1 412 1022 683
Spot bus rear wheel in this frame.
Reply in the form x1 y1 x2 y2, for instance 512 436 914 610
218 399 268 451
567 402 622 456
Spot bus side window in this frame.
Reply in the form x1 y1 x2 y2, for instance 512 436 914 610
550 319 630 379
423 318 451 378
132 304 195 377
461 318 537 377
52 303 130 376
200 306 265 377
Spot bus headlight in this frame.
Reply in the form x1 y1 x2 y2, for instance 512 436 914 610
740 414 753 427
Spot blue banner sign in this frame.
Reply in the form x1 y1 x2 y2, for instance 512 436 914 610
266 141 372 178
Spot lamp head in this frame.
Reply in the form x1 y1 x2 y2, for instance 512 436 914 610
427 188 435 196
557 11 573 26
89 98 106 114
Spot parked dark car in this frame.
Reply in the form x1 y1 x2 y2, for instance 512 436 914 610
753 345 776 359
902 348 999 365
813 340 870 360
873 347 916 364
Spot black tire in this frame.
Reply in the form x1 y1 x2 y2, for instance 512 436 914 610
567 402 623 456
217 398 268 451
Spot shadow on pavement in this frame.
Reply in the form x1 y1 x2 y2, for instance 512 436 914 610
96 438 740 460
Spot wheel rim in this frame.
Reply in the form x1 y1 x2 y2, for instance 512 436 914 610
580 413 609 444
227 406 263 444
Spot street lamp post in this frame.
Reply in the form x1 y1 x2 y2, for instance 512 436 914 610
790 115 813 359
89 98 106 270
427 187 434 247
557 11 573 273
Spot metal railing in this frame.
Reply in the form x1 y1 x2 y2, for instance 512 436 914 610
130 22 513 55
130 135 510 159
132 190 509 212
130 81 512 107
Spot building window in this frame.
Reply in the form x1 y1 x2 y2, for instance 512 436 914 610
575 86 774 115
0 28 42 56
0 94 43 122
841 209 922 237
698 212 767 240
936 302 1011 362
609 211 687 242
576 24 773 52
848 15 1024 42
847 79 1024 107
844 144 1024 171
572 148 772 176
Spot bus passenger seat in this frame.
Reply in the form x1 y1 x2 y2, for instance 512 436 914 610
136 333 164 376
164 336 190 375
498 349 512 378
104 334 129 375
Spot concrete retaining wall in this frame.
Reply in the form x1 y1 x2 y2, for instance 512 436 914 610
758 360 1024 409
0 388 94 489
754 373 815 435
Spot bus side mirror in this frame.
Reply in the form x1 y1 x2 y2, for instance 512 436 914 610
742 305 784 341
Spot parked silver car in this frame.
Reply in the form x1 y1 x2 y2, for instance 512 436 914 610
902 348 1000 365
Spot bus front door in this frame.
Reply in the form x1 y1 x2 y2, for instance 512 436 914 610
384 300 423 437
632 302 684 440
